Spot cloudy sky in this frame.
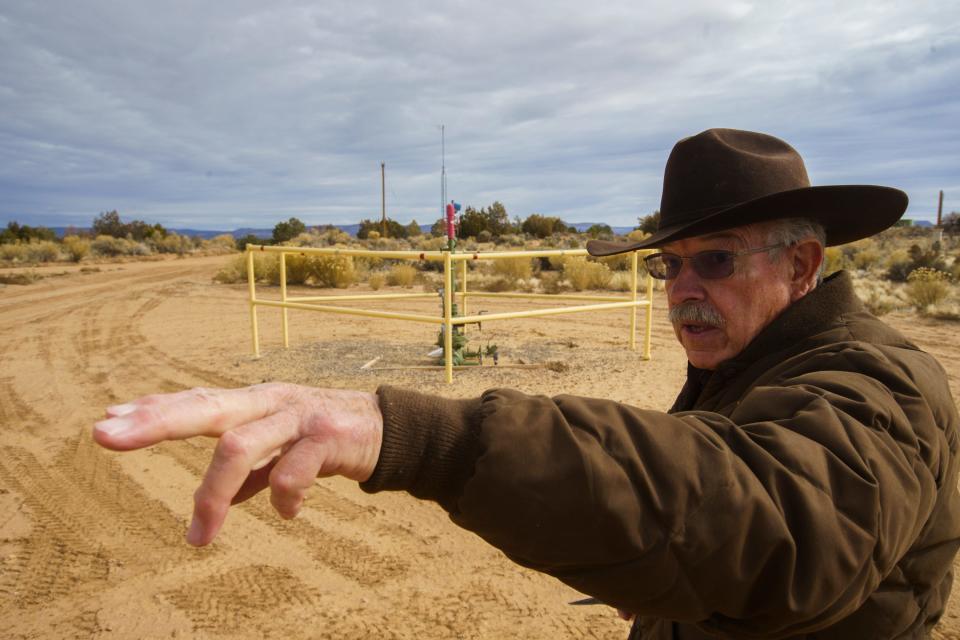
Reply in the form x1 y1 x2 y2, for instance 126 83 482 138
2 1 958 230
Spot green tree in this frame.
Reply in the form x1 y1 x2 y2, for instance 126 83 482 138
458 207 487 238
92 210 126 237
1 221 56 243
405 219 422 237
943 212 960 235
91 210 166 240
357 218 408 239
236 234 270 250
521 214 569 238
636 211 660 234
586 223 613 238
430 218 447 237
483 201 512 236
272 217 306 244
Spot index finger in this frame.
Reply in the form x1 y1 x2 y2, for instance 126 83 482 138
93 384 285 451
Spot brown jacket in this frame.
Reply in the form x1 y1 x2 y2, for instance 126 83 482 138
361 272 960 638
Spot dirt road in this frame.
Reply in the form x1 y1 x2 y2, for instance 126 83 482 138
1 255 959 638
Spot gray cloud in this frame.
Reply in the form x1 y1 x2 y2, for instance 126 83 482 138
1 0 957 229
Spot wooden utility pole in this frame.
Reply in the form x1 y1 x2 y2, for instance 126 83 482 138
381 162 387 237
937 190 944 227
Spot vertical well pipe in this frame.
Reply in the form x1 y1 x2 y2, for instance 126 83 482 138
443 252 453 383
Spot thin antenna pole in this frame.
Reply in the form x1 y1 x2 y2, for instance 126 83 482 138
381 162 387 237
440 125 446 221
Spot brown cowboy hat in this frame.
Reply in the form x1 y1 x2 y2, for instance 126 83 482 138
586 128 908 257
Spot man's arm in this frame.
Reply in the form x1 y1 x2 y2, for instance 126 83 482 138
366 375 941 637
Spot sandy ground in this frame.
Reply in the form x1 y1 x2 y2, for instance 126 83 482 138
1 254 959 639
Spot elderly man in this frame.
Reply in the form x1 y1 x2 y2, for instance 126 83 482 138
94 129 960 638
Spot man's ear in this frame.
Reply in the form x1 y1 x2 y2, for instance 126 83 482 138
789 240 823 301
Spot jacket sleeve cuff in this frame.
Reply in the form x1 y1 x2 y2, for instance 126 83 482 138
359 385 484 511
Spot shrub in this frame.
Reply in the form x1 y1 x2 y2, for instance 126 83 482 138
823 247 848 275
851 249 882 271
491 257 533 281
386 264 418 287
213 252 279 284
906 268 951 310
368 273 385 290
608 271 635 292
417 236 448 252
538 271 568 294
151 232 194 255
26 240 61 262
283 253 311 285
598 253 632 271
91 235 149 257
0 242 28 262
306 254 355 288
564 258 613 290
62 235 90 262
884 249 912 282
207 234 237 252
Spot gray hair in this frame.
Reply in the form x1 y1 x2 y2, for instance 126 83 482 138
759 217 827 278
763 217 826 249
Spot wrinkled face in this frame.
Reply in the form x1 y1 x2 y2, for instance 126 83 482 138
662 225 794 370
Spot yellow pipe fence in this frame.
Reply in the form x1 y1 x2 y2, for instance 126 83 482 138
245 244 655 383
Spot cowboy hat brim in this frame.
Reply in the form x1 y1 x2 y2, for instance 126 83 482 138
586 184 908 257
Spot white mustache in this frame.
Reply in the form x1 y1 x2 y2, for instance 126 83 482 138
669 301 726 328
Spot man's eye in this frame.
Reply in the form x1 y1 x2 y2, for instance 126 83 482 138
662 255 682 269
702 251 732 266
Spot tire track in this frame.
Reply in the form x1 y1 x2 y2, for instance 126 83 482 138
0 377 44 434
163 565 316 633
156 439 409 586
0 438 214 613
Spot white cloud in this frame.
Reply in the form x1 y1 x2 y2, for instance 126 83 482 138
1 0 957 229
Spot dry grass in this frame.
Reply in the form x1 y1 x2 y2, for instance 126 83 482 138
563 258 613 291
491 257 534 281
386 263 418 287
907 268 952 311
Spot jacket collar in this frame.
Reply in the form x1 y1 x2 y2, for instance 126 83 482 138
671 271 863 412
718 270 864 375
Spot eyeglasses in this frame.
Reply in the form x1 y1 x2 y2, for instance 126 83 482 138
643 243 785 280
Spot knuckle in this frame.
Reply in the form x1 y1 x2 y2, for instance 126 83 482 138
217 430 250 460
270 471 301 495
193 489 218 514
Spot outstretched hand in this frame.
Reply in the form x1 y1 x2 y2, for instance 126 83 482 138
93 383 383 546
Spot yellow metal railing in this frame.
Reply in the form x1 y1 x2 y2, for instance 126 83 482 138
246 244 655 382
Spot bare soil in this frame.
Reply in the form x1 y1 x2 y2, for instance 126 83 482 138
1 255 959 638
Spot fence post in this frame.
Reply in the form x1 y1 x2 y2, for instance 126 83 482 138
443 251 454 383
460 259 468 319
280 251 289 348
247 249 260 357
644 263 653 360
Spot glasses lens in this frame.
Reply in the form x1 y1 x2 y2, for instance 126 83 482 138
644 253 684 279
691 250 736 279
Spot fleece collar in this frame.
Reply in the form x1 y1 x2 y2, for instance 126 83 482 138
671 271 863 412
